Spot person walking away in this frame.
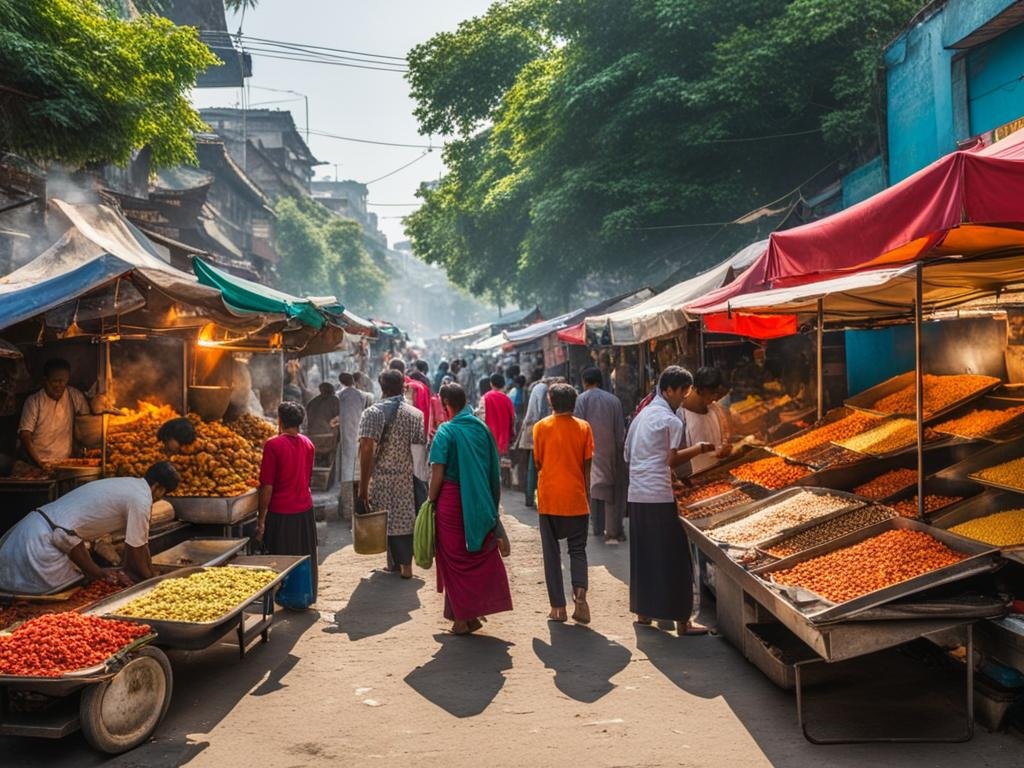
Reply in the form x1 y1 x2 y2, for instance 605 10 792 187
257 401 318 599
516 375 550 507
432 360 449 393
575 367 626 543
358 369 426 578
389 358 430 433
481 373 516 458
677 367 733 476
412 360 432 392
427 383 512 634
533 383 594 623
337 373 366 520
624 366 719 636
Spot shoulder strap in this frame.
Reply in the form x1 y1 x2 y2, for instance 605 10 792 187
375 398 402 459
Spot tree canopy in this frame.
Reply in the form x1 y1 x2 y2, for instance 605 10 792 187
0 0 218 168
273 196 388 314
405 0 919 309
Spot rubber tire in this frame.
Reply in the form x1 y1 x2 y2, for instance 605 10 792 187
79 647 173 754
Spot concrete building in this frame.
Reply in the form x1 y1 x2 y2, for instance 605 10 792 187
311 179 388 248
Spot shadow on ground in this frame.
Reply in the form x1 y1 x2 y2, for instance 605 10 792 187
323 570 423 640
404 633 514 718
533 623 631 703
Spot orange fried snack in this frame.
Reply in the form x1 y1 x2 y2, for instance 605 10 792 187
870 374 999 419
773 412 880 459
934 405 1024 439
853 468 918 500
730 456 811 490
891 494 962 518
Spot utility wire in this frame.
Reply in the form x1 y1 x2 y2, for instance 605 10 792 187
361 151 431 185
366 202 422 207
698 127 822 144
234 33 407 62
239 45 409 70
223 47 408 73
304 129 434 150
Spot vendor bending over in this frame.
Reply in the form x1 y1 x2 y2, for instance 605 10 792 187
157 417 196 454
0 462 181 595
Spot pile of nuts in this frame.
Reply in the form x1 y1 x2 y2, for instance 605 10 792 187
770 529 966 603
680 488 762 521
853 468 919 500
708 491 851 547
891 494 963 518
730 456 812 489
673 481 735 507
934 405 1024 439
949 508 1024 546
773 412 881 459
975 456 1024 491
115 567 277 623
870 374 1000 419
763 505 897 558
838 419 939 456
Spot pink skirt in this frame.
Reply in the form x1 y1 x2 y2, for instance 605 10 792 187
435 480 513 621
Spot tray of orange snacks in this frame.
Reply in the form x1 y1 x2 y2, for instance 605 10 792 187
752 517 1000 623
845 372 1001 422
932 397 1024 443
769 409 882 466
729 455 813 490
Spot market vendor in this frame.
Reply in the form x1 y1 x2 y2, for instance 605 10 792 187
156 417 197 454
17 358 91 469
0 462 180 595
677 366 733 476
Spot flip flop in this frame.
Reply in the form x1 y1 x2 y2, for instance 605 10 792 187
679 622 711 636
633 616 653 626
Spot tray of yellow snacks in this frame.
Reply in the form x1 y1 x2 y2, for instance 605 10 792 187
932 397 1024 443
931 490 1024 551
833 418 945 458
845 372 1001 421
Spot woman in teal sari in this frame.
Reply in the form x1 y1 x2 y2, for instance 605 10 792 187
427 383 512 635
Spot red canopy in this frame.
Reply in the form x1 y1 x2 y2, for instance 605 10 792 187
556 321 586 345
702 312 797 339
687 128 1024 314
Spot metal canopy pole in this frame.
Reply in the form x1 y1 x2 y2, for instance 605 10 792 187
816 299 824 422
915 264 925 520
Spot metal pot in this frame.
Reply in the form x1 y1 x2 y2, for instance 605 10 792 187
75 415 104 448
187 386 232 421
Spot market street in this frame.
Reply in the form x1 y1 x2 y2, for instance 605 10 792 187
2 493 1019 768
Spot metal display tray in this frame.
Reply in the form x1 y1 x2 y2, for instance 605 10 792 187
831 418 970 460
683 483 770 514
882 475 984 515
85 558 305 650
755 504 900 556
930 489 1024 553
698 486 867 543
751 517 1001 624
844 371 1002 421
935 439 1024 484
168 489 258 524
151 537 249 571
766 407 876 465
791 443 977 500
931 395 1024 443
680 446 774 489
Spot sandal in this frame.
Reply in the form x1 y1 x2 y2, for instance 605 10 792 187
633 615 653 626
678 621 711 636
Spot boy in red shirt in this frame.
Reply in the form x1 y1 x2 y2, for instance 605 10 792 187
533 383 594 623
482 373 516 455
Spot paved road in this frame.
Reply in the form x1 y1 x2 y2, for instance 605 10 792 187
4 493 1022 767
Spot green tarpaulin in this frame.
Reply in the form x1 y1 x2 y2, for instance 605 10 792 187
193 257 328 329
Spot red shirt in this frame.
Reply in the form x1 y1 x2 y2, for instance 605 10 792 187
259 433 314 514
482 389 516 455
406 377 431 432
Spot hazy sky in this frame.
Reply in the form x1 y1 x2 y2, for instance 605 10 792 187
191 0 492 246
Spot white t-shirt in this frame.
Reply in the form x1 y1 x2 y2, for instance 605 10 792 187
18 387 90 464
624 394 684 504
0 477 153 594
678 404 726 475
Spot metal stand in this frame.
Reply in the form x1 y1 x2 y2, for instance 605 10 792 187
793 624 974 745
816 298 824 422
235 590 275 659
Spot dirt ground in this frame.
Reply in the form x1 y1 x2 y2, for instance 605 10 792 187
4 493 1023 767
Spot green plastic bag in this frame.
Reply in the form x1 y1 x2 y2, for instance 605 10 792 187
414 499 435 569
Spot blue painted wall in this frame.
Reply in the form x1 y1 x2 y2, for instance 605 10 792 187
841 156 886 209
885 0 1022 184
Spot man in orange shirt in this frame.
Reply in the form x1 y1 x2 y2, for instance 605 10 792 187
533 382 594 624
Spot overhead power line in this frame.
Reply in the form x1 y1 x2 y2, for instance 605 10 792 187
699 127 822 144
235 34 407 62
361 151 432 186
366 202 422 207
305 129 434 150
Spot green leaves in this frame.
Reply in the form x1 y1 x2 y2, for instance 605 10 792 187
405 0 917 308
0 0 218 168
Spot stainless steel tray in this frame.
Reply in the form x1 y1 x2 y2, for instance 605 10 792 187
931 395 1024 443
844 371 1002 421
151 537 249 571
929 489 1024 552
85 558 305 650
683 483 770 515
752 517 1001 624
700 486 866 540
168 489 258 524
881 475 983 513
755 504 899 557
766 407 865 460
680 446 773 489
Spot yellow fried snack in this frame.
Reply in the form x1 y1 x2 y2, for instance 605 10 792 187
934 406 1024 439
950 508 1024 546
976 457 1024 491
116 567 277 623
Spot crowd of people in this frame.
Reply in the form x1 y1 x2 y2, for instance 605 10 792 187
283 351 733 638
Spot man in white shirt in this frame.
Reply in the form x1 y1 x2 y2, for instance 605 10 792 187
624 366 719 636
0 462 181 594
18 358 91 468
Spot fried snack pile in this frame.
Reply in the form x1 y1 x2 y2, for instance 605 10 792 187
227 413 278 448
773 412 880 460
708 491 851 548
108 409 260 497
673 481 735 507
764 505 897 558
115 567 277 623
0 613 150 677
869 374 999 419
934 406 1024 439
975 456 1024 491
853 468 918 500
680 488 761 521
0 579 124 630
770 529 966 603
730 456 812 489
838 419 938 456
950 508 1024 546
891 494 963 518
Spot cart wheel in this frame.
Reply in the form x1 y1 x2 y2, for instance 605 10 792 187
79 647 173 754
